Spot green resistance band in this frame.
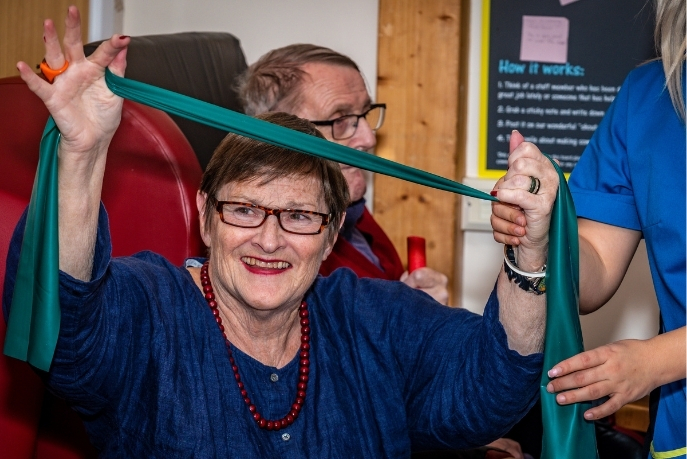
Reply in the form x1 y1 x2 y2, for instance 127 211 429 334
3 69 597 459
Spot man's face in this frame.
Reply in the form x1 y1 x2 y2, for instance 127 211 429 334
290 62 376 203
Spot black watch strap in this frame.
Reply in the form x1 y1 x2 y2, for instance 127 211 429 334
503 245 546 295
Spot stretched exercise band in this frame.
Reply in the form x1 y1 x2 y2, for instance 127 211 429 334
4 69 598 459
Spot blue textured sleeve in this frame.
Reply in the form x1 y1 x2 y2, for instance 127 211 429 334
45 205 200 418
321 271 543 451
404 287 543 449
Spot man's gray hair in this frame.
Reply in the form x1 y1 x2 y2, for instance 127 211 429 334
237 44 360 116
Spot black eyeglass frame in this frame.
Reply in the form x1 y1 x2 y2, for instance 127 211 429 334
215 201 331 235
309 103 386 140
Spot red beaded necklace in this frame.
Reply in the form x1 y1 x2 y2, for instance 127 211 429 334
200 261 310 431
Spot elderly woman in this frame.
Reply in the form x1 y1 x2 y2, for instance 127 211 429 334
4 7 560 458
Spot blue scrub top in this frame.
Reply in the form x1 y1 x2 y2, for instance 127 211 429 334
569 60 686 459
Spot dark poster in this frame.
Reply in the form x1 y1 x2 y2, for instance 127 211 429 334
480 0 656 176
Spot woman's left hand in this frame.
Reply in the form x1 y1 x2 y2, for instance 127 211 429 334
491 201 527 248
490 131 558 270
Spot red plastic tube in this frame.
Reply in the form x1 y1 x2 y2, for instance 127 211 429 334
407 236 426 273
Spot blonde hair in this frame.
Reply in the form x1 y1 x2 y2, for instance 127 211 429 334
654 0 686 120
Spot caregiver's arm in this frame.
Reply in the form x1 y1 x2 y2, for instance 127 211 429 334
492 131 558 355
576 218 641 312
16 6 130 280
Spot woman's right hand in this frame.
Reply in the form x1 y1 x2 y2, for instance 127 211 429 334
17 6 132 280
16 6 130 159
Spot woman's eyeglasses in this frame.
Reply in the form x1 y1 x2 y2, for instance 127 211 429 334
215 201 331 235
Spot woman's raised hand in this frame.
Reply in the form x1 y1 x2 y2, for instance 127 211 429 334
16 6 132 280
16 6 130 158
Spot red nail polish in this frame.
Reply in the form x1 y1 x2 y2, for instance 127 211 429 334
490 190 498 197
119 35 130 39
43 36 46 42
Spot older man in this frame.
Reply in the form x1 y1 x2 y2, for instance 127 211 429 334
238 44 449 305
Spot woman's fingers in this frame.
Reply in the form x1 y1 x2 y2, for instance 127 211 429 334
39 5 130 84
42 19 64 69
87 35 130 76
491 202 526 245
492 136 558 254
62 5 85 63
551 381 625 420
490 168 528 245
43 6 81 68
509 129 525 152
109 42 129 76
548 369 610 401
583 396 627 420
19 6 127 154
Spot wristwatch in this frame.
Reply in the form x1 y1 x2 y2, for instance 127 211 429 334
503 245 546 295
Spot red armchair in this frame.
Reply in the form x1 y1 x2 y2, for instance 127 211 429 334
0 30 247 458
0 75 204 458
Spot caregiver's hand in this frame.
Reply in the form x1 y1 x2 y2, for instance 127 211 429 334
547 328 686 420
546 340 655 420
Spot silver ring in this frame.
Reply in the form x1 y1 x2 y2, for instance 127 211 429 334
528 176 540 194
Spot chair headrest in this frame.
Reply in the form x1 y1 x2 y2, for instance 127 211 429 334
85 32 248 169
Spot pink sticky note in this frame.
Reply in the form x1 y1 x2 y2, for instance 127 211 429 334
519 15 569 64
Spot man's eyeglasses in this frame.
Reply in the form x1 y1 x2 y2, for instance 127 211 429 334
309 103 386 140
215 201 331 235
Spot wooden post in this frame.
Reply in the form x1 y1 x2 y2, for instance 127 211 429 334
0 0 89 79
376 0 468 305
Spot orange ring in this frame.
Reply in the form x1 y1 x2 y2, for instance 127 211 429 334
39 59 69 83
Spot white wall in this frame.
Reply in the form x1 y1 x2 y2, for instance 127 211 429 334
109 0 379 101
107 0 378 205
462 0 660 350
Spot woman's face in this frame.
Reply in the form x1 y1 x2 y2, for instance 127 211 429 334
198 174 336 314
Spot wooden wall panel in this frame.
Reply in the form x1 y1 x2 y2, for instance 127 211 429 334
376 0 468 305
0 0 89 79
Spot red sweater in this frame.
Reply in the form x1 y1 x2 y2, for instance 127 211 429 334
319 208 405 281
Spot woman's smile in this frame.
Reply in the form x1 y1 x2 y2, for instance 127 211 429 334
241 256 292 273
199 174 336 313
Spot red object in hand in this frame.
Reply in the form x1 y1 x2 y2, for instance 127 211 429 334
407 236 426 273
